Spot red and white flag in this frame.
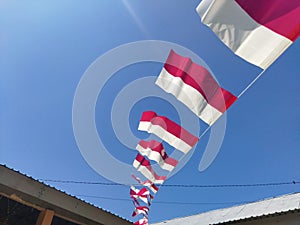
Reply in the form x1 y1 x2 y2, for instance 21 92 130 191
138 111 199 153
132 174 159 194
197 0 300 69
132 206 149 217
134 217 148 225
155 51 237 125
136 140 178 172
130 186 153 206
133 154 166 184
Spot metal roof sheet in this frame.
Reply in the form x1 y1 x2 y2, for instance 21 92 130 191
0 164 132 224
152 192 300 225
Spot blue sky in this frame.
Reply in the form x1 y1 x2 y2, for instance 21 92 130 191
1 0 300 223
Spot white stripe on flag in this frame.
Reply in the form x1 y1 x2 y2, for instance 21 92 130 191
130 186 152 206
155 50 237 125
133 154 166 184
132 206 149 217
156 68 223 125
136 140 178 172
131 175 159 194
138 122 193 154
197 0 293 69
134 217 148 225
138 111 199 154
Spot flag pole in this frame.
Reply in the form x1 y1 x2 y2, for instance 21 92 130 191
162 69 267 181
151 69 268 190
237 69 266 98
161 126 211 182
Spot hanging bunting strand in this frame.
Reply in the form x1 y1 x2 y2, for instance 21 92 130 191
133 154 166 184
132 174 159 194
138 111 199 154
155 49 237 125
132 206 150 217
196 0 300 69
134 217 148 225
130 186 153 206
136 140 178 172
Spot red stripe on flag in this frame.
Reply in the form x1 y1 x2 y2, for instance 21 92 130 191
164 157 178 167
134 154 167 183
135 154 151 167
134 217 148 225
132 206 149 217
140 111 199 148
131 175 159 193
164 50 237 113
235 0 300 41
130 186 153 206
138 140 178 169
139 140 166 159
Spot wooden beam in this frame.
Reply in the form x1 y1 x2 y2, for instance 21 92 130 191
36 209 54 225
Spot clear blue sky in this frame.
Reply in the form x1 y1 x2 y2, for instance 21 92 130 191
1 0 299 223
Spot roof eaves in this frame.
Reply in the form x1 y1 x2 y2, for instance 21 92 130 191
0 164 132 224
213 208 300 224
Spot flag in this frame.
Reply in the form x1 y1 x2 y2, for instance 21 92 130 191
132 174 159 194
133 154 166 184
138 111 199 153
134 217 148 225
136 140 178 172
156 50 237 125
197 0 300 69
130 186 153 206
132 206 149 217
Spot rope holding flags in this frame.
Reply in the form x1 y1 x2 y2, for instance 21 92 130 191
129 1 300 223
129 49 237 224
130 48 233 224
134 217 148 225
132 206 150 217
131 109 201 224
196 0 300 69
136 140 178 172
130 186 153 206
132 174 159 194
133 154 167 184
138 111 199 153
155 50 237 125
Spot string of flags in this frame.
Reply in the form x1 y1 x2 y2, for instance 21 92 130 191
129 0 300 224
197 0 300 70
129 46 237 224
130 186 153 206
138 111 199 154
136 140 178 172
155 50 237 125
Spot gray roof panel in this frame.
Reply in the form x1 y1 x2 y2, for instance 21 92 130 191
152 192 300 225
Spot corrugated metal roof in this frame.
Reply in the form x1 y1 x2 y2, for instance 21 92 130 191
152 192 300 225
0 164 132 224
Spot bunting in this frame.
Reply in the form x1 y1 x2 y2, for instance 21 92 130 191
136 140 178 171
156 50 237 125
132 206 150 217
197 0 300 69
138 111 199 153
133 154 166 184
130 186 153 206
